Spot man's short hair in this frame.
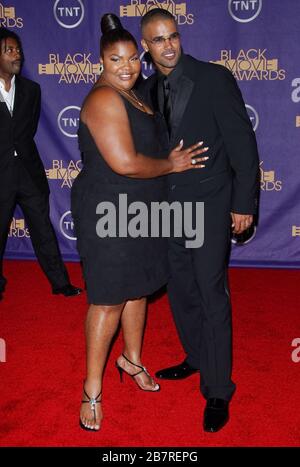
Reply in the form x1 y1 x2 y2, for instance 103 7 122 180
141 8 176 31
0 27 22 54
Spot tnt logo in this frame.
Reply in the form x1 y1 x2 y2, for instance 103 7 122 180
245 104 259 131
53 0 84 29
140 50 154 79
228 0 262 23
57 106 80 138
60 211 76 240
0 338 6 363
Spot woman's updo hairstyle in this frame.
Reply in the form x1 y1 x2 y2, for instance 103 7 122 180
100 13 138 57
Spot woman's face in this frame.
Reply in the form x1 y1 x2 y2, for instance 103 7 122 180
101 40 140 91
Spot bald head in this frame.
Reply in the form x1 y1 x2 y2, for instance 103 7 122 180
141 8 176 34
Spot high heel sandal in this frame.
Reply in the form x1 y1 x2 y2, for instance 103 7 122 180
115 353 160 392
79 386 102 431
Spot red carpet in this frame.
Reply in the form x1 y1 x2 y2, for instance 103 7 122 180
0 260 300 446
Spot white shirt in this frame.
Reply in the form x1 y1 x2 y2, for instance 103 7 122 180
0 75 17 155
0 74 16 116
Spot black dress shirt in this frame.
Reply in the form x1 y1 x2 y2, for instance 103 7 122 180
158 54 184 134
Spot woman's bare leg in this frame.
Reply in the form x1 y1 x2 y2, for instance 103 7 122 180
80 302 125 430
117 298 159 391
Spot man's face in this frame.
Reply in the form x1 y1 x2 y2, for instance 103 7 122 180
0 37 22 78
141 18 181 75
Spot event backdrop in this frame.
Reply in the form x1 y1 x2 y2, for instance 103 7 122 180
1 0 300 267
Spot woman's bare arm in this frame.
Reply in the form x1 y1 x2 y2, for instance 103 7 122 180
81 87 208 178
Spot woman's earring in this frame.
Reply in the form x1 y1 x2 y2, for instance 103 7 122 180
99 63 104 75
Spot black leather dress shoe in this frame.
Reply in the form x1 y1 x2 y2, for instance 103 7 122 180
52 284 82 297
155 360 199 380
203 398 229 432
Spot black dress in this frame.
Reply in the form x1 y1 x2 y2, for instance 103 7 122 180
71 95 169 304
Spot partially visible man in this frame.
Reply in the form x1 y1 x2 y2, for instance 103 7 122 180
139 9 259 432
0 28 81 300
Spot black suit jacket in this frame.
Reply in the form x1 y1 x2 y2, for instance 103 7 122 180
138 54 259 214
0 75 49 195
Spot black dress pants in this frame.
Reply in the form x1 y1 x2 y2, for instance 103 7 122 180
0 157 69 291
167 172 236 401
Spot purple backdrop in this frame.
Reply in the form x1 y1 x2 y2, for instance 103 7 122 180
2 0 300 267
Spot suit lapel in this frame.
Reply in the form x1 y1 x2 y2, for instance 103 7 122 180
0 87 13 118
12 76 24 119
0 101 12 118
170 75 194 145
150 79 160 112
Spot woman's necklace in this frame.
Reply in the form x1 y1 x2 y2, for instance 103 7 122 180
99 78 150 114
122 89 142 106
121 89 149 112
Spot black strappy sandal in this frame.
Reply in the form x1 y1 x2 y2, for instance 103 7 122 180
79 386 102 431
115 353 160 392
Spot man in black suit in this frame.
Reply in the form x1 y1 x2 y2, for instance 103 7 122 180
139 9 259 432
0 28 81 300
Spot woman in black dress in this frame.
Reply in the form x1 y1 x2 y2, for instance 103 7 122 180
71 13 208 431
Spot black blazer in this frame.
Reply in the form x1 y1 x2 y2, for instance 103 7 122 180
0 75 49 195
138 54 260 214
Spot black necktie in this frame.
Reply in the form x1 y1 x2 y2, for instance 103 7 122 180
163 77 172 134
